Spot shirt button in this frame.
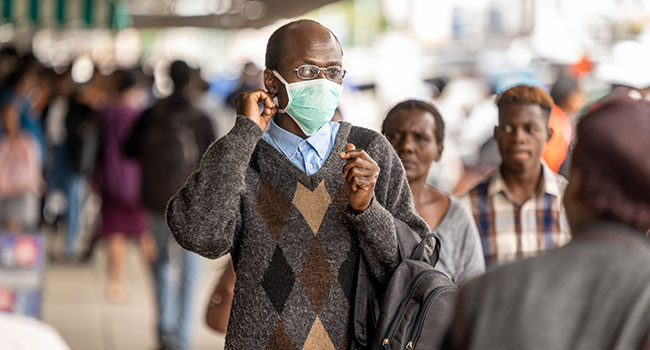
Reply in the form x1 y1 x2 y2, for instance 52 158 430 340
308 164 313 169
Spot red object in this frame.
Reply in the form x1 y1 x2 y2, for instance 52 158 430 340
14 237 38 267
542 106 572 173
0 287 14 311
570 55 593 78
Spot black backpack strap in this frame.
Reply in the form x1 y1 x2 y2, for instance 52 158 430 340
410 233 441 266
394 218 441 266
394 218 421 260
353 255 370 347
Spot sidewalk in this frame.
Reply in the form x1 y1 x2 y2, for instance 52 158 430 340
42 240 226 350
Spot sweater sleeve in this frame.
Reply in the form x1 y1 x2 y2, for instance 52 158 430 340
347 132 430 283
166 116 264 259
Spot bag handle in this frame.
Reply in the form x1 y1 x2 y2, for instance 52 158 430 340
410 233 441 266
394 218 441 265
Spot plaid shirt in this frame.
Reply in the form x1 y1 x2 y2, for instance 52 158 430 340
459 164 571 267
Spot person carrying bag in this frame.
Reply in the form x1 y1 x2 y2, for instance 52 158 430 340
352 219 458 350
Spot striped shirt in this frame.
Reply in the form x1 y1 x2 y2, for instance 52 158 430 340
459 164 571 267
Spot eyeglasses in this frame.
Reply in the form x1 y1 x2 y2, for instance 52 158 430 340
288 64 346 81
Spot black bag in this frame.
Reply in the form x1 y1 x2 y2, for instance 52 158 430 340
353 220 458 350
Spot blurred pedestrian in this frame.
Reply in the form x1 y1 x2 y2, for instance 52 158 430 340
542 74 585 174
459 85 571 267
67 70 107 262
42 67 90 260
0 101 44 232
448 96 650 349
0 46 18 88
550 73 586 121
124 60 215 350
225 61 263 109
93 69 153 302
382 99 485 284
1 55 47 165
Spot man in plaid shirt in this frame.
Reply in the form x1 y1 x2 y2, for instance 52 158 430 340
459 85 571 267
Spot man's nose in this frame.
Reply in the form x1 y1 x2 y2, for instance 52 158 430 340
512 127 527 143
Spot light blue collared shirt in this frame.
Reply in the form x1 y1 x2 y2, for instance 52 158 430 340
262 117 340 175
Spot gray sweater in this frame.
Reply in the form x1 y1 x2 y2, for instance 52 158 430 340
166 116 429 349
435 197 486 285
451 221 650 349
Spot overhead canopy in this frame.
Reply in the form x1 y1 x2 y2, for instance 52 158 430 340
131 0 341 29
0 0 340 30
0 0 127 29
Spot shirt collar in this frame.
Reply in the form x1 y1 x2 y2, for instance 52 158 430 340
487 162 563 198
265 117 334 160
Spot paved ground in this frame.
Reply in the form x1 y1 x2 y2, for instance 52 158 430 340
42 239 227 350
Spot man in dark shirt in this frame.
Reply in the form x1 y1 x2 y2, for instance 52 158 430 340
124 60 215 350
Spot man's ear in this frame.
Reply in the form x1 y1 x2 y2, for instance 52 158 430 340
263 69 277 97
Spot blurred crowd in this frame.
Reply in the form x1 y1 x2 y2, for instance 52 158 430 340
0 46 220 350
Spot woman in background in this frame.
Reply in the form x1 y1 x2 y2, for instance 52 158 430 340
93 69 153 302
382 99 485 284
0 101 44 232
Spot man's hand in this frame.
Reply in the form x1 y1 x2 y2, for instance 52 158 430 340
339 143 380 213
235 89 278 131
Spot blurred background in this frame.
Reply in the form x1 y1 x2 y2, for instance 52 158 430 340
0 0 649 349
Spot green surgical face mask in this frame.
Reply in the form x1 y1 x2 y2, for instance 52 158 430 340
273 70 343 136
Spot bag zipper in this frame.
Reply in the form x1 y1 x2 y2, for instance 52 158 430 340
404 286 456 349
381 270 448 349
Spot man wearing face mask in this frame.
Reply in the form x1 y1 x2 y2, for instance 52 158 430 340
166 20 428 349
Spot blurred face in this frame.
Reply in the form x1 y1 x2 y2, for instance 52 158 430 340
565 88 587 116
264 23 343 109
495 104 552 174
384 108 442 182
1 105 19 137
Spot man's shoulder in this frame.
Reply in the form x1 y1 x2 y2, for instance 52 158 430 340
348 123 383 139
446 197 477 225
464 252 545 295
459 171 495 200
546 168 569 191
347 123 395 158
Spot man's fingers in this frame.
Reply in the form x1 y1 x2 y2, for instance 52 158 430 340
262 105 278 119
346 173 374 192
339 149 374 162
339 144 358 159
342 159 372 178
259 91 276 109
345 166 375 182
342 158 367 178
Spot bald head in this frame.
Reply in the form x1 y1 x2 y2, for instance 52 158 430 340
265 19 343 70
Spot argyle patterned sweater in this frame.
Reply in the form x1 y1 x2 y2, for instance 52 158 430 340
167 116 429 349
